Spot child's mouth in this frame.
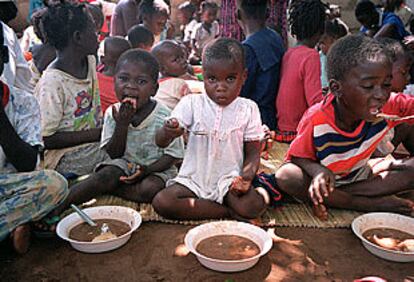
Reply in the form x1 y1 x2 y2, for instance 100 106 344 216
369 106 381 116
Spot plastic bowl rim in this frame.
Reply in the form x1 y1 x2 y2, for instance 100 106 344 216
56 205 142 245
351 212 414 256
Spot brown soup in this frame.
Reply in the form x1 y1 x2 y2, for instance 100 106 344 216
362 228 414 251
196 235 260 260
69 219 131 242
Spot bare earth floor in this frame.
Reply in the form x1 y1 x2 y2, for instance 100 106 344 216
1 223 413 281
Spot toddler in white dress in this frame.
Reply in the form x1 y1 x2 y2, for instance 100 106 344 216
153 38 269 220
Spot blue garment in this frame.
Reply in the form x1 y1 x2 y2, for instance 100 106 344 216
240 28 285 130
361 11 409 40
319 51 328 88
28 0 44 22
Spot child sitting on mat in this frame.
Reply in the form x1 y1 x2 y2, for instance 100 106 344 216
50 49 185 215
153 38 269 220
276 35 414 220
35 3 107 177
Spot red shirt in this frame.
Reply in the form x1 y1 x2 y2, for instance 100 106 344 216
276 45 323 134
97 72 118 114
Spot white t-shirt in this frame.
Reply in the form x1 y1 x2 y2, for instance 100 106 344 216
0 22 34 94
168 94 264 203
191 21 220 54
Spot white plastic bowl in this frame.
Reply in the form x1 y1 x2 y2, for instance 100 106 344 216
351 212 414 262
184 221 273 272
56 206 142 253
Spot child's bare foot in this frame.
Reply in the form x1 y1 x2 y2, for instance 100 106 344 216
11 225 31 254
312 204 328 221
373 196 414 215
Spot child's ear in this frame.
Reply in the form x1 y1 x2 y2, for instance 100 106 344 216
329 79 342 97
73 30 82 46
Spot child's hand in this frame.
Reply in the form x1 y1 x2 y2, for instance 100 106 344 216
163 118 185 138
119 165 146 184
309 168 335 205
230 176 251 195
113 100 136 126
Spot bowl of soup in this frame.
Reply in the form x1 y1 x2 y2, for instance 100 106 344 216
184 221 273 272
351 212 414 262
56 206 141 253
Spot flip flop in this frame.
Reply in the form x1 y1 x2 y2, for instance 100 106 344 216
32 215 60 238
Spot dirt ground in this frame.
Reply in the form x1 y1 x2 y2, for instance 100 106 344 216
1 223 413 281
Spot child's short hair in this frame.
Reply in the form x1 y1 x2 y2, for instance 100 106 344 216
202 38 245 68
355 0 376 19
238 0 267 19
42 3 90 51
86 3 104 31
115 49 160 82
152 39 178 58
178 1 196 15
324 19 348 39
289 0 327 41
127 25 155 48
139 0 170 20
200 1 218 13
377 37 410 62
31 7 48 43
327 35 390 81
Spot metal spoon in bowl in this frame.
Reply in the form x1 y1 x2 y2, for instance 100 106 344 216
70 204 112 235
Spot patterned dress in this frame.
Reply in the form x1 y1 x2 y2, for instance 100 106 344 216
0 83 68 240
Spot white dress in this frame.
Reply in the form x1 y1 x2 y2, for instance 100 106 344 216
167 94 263 203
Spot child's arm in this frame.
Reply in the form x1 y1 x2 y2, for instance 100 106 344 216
104 101 136 159
120 154 178 184
230 141 261 194
0 95 38 172
44 129 102 150
291 156 335 205
155 118 185 148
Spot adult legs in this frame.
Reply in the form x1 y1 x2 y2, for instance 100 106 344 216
0 170 68 252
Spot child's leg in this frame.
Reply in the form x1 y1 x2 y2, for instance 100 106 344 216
393 123 414 155
113 175 165 203
152 184 230 220
52 165 124 216
224 188 267 220
276 162 414 215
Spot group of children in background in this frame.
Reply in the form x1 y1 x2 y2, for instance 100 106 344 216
0 0 413 254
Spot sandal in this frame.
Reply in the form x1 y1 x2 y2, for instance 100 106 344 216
32 215 60 238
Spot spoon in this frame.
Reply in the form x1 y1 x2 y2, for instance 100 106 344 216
377 114 414 121
71 204 113 235
71 204 97 227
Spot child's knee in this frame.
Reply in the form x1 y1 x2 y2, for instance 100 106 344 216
275 163 304 188
139 178 164 203
229 191 267 219
152 189 173 215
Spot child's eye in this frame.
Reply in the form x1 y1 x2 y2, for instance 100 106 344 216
226 76 236 82
207 76 216 82
137 79 147 85
360 84 374 90
118 76 128 82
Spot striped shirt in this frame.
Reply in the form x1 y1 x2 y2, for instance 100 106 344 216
286 93 414 182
